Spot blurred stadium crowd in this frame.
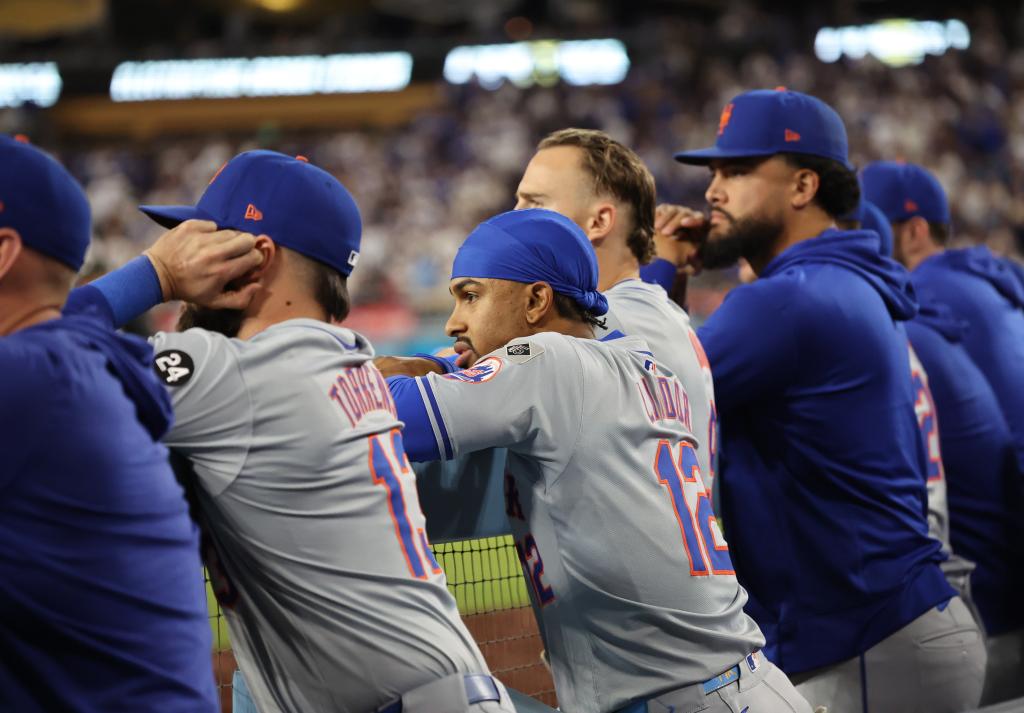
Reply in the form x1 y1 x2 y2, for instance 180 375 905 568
3 7 1022 329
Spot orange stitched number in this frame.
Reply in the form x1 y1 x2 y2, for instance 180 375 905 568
368 429 442 579
654 440 734 575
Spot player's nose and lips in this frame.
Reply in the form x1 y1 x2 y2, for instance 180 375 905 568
445 278 482 368
705 162 738 236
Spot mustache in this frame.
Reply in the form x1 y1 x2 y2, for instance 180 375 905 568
454 336 477 354
711 207 735 222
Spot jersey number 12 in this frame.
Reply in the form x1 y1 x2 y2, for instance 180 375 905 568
655 440 734 576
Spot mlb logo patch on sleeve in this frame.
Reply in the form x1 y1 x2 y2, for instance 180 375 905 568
154 349 195 386
502 339 544 364
442 356 503 384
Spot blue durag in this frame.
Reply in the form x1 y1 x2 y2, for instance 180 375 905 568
451 208 609 316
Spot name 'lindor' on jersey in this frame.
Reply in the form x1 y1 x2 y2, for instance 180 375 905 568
638 367 693 432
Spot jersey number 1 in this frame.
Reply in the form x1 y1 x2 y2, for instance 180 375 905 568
655 440 733 576
369 429 442 580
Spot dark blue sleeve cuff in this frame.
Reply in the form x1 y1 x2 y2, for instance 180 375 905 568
63 284 117 326
72 256 164 328
386 375 444 462
640 258 678 293
411 353 459 374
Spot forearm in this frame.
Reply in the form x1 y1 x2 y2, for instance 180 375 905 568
386 375 448 461
64 256 164 328
639 258 679 294
375 354 457 378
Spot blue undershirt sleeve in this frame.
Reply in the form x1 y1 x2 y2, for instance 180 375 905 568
639 258 678 293
64 256 163 329
386 375 444 462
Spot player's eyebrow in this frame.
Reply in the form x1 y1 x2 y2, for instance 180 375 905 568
516 190 547 202
450 278 484 295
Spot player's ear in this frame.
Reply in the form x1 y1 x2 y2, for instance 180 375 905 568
904 216 931 253
0 228 24 283
524 282 555 326
248 235 276 280
586 202 616 244
790 168 820 210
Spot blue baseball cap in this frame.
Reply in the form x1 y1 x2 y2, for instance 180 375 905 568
674 89 852 170
141 150 362 276
452 208 608 316
0 135 91 271
860 161 950 225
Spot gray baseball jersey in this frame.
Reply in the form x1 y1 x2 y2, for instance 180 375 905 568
599 278 718 492
404 331 764 713
907 345 976 595
150 318 491 713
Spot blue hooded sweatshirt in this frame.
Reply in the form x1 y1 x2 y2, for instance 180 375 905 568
906 286 1024 636
912 246 1024 475
0 312 218 713
697 229 954 675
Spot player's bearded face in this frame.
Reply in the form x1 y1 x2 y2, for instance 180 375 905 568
701 158 787 271
701 208 784 270
177 303 245 338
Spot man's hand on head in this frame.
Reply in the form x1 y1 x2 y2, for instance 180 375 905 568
144 219 265 309
653 204 707 275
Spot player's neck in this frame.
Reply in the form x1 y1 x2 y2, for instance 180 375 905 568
235 293 329 340
0 294 63 336
594 241 639 292
904 244 943 272
530 314 594 341
753 212 835 275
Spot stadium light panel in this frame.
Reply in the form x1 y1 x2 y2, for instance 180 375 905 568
815 19 971 67
443 39 630 89
109 53 413 102
0 62 62 108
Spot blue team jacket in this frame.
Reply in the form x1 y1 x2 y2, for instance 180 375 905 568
697 229 954 674
906 287 1024 636
0 312 218 713
912 247 1024 475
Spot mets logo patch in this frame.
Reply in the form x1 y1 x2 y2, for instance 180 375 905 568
442 356 503 384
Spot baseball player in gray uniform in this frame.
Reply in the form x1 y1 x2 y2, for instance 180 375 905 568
514 129 718 490
409 129 719 603
382 208 811 713
65 150 515 713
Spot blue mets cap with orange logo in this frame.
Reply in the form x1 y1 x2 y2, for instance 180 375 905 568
860 161 950 226
674 89 853 170
140 150 362 276
0 134 91 271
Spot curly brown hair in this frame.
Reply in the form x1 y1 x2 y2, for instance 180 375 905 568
538 128 656 264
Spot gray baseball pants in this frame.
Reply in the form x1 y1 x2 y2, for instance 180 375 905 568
791 597 985 713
